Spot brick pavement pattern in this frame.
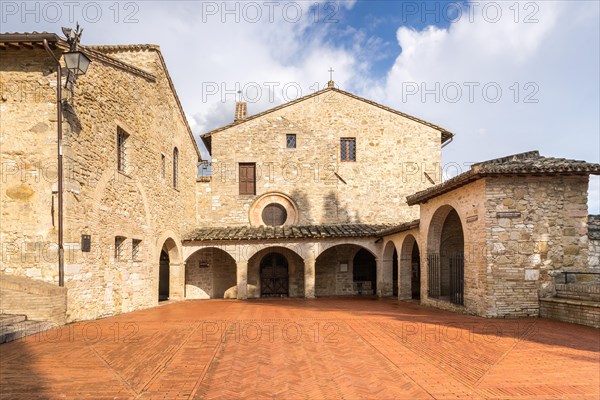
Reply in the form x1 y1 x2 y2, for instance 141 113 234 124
1 298 599 399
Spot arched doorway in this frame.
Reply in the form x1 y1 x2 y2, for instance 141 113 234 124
392 249 398 297
260 253 289 297
353 248 377 295
185 247 237 299
159 250 170 301
400 235 420 300
411 244 421 300
427 206 464 305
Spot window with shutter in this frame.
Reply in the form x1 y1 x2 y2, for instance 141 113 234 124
239 163 256 195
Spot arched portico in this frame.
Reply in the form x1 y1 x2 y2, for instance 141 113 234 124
315 244 380 296
248 246 305 298
427 206 465 305
399 235 420 300
382 241 398 298
158 237 183 302
185 247 237 299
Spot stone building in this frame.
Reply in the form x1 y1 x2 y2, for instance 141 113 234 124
188 83 452 300
1 33 200 322
1 32 598 328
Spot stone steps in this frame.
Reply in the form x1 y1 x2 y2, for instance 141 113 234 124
0 314 55 344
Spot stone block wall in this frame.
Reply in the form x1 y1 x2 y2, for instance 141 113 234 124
185 248 236 299
485 176 590 317
418 179 488 316
204 90 443 227
315 244 360 296
539 297 600 328
1 45 199 321
0 274 67 325
588 215 600 268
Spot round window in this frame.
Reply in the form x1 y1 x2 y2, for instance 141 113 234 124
262 203 288 226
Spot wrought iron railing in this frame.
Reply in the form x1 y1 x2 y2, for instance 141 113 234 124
427 253 440 298
449 254 464 305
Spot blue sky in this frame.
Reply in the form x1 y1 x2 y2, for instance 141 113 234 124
2 0 599 212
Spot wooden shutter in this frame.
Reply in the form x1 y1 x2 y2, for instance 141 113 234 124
239 163 256 195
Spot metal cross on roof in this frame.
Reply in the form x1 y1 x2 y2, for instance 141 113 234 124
328 67 334 81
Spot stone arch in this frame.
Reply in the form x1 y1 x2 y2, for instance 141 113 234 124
314 240 379 260
248 246 305 297
158 237 182 302
244 243 305 264
185 247 237 299
426 205 465 305
382 241 398 297
92 169 152 229
399 234 421 300
315 243 377 296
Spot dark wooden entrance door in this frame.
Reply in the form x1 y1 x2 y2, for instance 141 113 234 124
159 250 170 301
260 253 289 297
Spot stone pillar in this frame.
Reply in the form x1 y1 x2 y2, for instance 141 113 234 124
376 257 393 297
169 262 184 300
236 260 248 300
304 256 316 298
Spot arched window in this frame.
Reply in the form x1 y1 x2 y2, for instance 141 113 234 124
262 203 287 226
172 147 179 189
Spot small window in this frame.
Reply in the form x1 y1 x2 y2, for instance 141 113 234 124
286 134 296 149
340 137 356 162
239 163 256 195
161 154 166 179
115 236 126 261
132 239 142 261
173 147 179 189
117 127 129 173
262 203 287 226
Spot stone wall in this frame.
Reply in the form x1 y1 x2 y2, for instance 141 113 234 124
203 90 443 227
485 176 590 317
539 297 600 328
185 248 236 299
315 244 361 296
588 215 600 268
418 179 488 316
1 45 199 321
0 274 67 325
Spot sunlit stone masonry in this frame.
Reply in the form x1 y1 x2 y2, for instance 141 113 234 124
1 32 599 329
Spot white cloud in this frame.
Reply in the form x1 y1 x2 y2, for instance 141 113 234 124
369 1 599 213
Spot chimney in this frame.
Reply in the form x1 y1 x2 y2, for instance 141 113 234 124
234 101 247 122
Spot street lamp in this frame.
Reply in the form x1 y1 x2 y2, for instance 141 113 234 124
42 25 91 287
63 51 91 77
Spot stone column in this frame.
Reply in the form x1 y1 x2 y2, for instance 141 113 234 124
376 257 393 297
304 256 316 299
169 262 184 300
236 260 248 300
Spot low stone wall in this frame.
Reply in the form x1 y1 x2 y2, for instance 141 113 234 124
555 283 600 302
539 297 599 328
0 274 67 325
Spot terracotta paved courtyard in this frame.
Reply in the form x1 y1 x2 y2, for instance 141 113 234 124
0 298 599 399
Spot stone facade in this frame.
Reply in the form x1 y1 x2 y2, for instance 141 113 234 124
1 39 200 322
201 89 446 227
2 34 598 328
410 174 593 318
